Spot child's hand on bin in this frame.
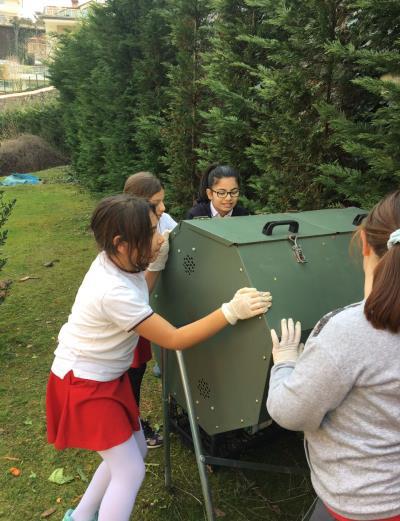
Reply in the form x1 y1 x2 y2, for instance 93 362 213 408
270 318 304 364
221 287 272 325
147 230 172 271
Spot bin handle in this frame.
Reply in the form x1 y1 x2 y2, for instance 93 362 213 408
262 220 299 236
352 213 367 226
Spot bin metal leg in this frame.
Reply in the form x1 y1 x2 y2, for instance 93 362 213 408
176 350 215 521
162 348 305 519
161 347 172 490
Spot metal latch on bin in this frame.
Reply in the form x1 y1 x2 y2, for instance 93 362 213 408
262 219 307 264
288 234 307 263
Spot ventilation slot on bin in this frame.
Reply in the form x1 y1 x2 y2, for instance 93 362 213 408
183 255 196 275
197 378 211 399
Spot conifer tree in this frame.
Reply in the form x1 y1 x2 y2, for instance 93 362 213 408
316 0 400 207
244 0 355 212
51 0 151 191
130 1 173 176
162 0 211 215
49 24 99 186
49 0 399 212
78 0 146 191
51 0 174 192
198 0 267 186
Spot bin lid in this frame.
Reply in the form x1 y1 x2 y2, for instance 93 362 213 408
178 207 365 246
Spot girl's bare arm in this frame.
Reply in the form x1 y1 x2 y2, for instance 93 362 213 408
134 310 228 350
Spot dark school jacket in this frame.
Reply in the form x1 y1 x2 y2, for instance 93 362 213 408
186 201 250 219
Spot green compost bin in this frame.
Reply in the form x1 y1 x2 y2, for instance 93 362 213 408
152 208 365 436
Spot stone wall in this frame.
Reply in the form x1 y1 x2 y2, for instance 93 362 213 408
0 86 57 110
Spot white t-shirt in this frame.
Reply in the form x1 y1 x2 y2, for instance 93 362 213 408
51 252 153 382
158 212 177 233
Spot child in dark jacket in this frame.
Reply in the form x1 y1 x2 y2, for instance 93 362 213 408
187 164 250 219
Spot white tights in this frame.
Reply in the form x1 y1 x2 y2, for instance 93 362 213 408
72 430 147 521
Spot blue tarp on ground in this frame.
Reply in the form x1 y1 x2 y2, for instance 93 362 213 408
0 173 41 186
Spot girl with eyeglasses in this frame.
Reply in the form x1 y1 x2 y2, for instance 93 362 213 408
186 164 250 219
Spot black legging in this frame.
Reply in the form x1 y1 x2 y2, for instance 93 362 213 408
127 363 147 407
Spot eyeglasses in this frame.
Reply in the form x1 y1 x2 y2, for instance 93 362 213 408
211 188 240 199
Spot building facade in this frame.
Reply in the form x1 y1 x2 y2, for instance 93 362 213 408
0 0 23 22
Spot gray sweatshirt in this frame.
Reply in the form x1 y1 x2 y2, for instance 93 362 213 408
267 301 400 520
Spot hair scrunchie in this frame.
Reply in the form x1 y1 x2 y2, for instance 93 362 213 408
387 229 400 249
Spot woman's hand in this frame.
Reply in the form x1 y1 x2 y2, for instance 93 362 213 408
271 318 303 364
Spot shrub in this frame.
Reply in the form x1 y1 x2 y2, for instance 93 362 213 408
0 134 67 176
0 100 66 154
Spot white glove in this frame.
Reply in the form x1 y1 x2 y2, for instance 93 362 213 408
147 230 171 271
271 318 303 364
221 287 272 325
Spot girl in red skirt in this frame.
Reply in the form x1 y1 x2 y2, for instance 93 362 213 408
47 194 272 521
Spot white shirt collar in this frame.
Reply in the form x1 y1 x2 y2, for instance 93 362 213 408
210 201 233 218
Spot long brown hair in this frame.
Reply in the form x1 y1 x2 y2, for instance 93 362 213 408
364 190 400 333
90 194 154 271
124 171 162 199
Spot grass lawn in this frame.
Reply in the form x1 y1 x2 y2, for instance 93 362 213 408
0 167 314 520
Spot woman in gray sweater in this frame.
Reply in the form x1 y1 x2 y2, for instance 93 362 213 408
267 190 400 521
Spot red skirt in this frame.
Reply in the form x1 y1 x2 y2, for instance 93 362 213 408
326 505 400 521
46 370 140 451
131 336 152 368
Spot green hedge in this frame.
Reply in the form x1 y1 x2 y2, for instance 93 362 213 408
41 1 400 214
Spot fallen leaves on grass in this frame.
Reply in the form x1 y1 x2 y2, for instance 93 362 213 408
9 467 21 477
40 507 56 518
43 259 60 268
77 467 88 482
18 276 40 282
48 468 74 485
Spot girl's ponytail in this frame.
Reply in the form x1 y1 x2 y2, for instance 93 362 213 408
198 164 217 202
364 190 400 333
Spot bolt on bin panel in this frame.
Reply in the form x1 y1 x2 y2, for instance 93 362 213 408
151 208 364 436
